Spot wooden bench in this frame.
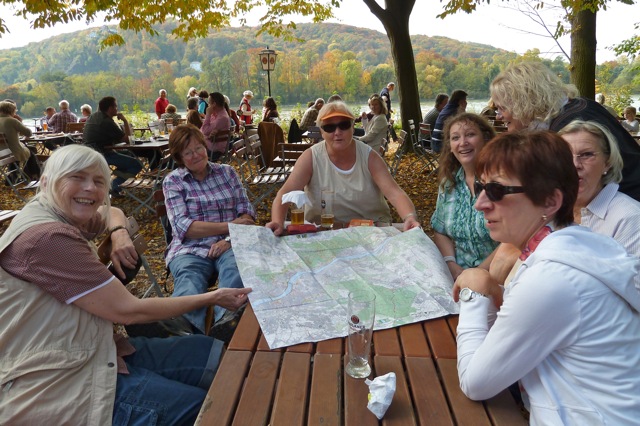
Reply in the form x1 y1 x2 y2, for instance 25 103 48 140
196 305 527 426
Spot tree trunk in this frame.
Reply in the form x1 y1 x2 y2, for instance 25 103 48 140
570 6 597 98
363 0 421 152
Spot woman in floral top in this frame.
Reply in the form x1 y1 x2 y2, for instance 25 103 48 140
431 113 499 279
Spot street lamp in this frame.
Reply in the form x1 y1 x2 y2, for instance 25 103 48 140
258 46 277 97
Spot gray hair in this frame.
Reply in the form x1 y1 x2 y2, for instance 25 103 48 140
37 145 112 220
558 120 624 185
58 100 69 109
0 101 17 115
80 104 92 115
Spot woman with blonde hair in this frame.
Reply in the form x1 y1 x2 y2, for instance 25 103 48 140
355 94 388 155
490 61 640 201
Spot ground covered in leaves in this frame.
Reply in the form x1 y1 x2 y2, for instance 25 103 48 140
0 144 439 298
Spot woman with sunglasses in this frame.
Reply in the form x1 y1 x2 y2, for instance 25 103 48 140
355 94 388 155
431 113 499 280
454 131 640 424
266 101 419 234
559 120 640 290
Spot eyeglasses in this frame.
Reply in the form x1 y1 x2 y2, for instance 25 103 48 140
572 151 600 164
474 180 525 202
320 121 352 133
182 145 206 159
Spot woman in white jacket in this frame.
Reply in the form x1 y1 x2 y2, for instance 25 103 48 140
356 94 388 155
453 131 640 425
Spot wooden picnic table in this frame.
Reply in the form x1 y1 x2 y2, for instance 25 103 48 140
196 304 527 426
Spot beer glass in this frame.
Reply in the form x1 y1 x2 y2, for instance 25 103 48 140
346 291 376 379
321 190 334 229
290 203 304 225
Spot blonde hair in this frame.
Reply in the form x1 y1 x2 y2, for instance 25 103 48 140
490 62 579 127
558 120 624 185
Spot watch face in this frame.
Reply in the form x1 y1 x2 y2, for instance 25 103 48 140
460 288 472 302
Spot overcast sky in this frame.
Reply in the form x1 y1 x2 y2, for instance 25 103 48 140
0 1 637 63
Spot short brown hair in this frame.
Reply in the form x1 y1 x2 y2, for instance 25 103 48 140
165 104 177 114
476 131 578 227
169 124 207 167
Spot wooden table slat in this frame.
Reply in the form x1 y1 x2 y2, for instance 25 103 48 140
436 358 491 426
286 342 314 353
227 305 260 351
399 322 431 358
446 316 459 337
374 356 417 426
270 352 312 426
196 350 252 426
373 328 402 356
423 318 457 359
307 353 343 425
316 337 343 354
485 389 528 426
404 357 454 426
343 357 378 426
232 351 281 425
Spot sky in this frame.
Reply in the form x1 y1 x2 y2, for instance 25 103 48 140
0 1 637 63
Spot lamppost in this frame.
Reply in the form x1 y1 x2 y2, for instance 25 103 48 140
258 46 277 98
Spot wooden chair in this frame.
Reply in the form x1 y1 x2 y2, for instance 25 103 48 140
96 216 164 298
272 142 313 171
303 126 322 144
209 127 233 163
407 121 439 178
119 149 173 215
419 122 431 145
0 209 20 227
0 147 39 202
65 122 85 133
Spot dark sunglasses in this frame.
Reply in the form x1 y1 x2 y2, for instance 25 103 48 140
321 121 352 133
474 180 525 202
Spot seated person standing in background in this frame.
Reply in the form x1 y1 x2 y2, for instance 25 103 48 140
160 104 182 123
299 98 324 132
164 125 255 336
431 89 468 153
262 97 280 123
621 106 638 133
423 93 449 132
47 100 78 133
355 94 388 155
559 120 640 290
431 113 498 280
186 97 203 128
0 100 34 166
78 104 92 123
83 96 143 196
266 101 420 234
201 92 231 161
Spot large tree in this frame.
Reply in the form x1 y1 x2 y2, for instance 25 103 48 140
439 0 636 98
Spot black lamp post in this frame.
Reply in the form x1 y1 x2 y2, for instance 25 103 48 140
259 47 277 97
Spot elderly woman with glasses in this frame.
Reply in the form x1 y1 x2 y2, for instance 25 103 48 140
163 125 255 336
559 120 640 290
266 101 420 234
453 131 640 424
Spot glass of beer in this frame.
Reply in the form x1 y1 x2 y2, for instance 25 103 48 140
321 190 334 229
290 203 304 225
42 122 48 131
346 291 376 379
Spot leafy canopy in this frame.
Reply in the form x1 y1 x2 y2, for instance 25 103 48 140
0 0 341 47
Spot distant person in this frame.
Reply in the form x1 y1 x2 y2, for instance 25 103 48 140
621 106 638 133
262 97 280 123
47 100 78 133
480 99 497 118
0 100 33 164
380 82 397 142
79 104 92 123
186 97 203 128
83 96 143 196
187 87 198 101
238 90 256 125
431 89 468 153
327 94 343 103
224 95 240 135
355 94 388 155
596 93 618 117
40 106 56 130
299 98 324 132
490 61 640 201
161 104 182 123
155 89 169 119
2 99 23 122
422 93 449 131
197 90 209 116
201 92 231 160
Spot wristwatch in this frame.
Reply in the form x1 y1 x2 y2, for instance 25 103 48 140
224 236 231 243
459 288 487 302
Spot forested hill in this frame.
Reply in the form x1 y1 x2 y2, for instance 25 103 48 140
1 21 525 115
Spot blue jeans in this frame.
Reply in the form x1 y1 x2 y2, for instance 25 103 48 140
104 150 143 193
113 335 223 426
169 250 244 333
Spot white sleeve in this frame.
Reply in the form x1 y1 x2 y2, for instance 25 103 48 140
457 260 579 400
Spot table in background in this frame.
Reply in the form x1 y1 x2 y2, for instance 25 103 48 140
107 139 169 171
196 305 527 426
23 132 81 154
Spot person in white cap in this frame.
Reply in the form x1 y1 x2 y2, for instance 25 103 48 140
238 90 256 125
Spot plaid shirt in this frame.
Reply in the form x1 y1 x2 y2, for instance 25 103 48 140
163 162 255 265
47 109 78 133
299 107 319 131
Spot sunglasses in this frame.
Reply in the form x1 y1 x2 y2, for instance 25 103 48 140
321 121 352 133
474 180 525 202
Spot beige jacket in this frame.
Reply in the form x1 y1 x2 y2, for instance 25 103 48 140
0 197 116 425
0 115 31 163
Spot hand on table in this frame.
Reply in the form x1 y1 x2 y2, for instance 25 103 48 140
231 217 255 226
402 217 421 231
265 221 285 236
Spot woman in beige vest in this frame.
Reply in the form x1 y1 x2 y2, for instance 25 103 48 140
0 145 251 425
266 101 420 234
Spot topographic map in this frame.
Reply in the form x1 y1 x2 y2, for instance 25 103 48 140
229 224 458 349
